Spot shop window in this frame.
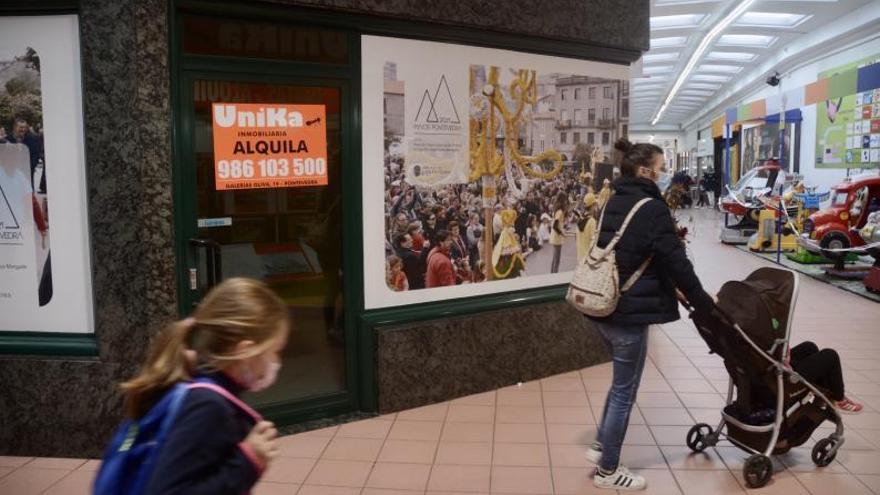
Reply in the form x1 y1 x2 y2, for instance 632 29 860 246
561 89 567 100
604 86 612 98
560 132 567 144
589 87 596 99
588 132 595 144
588 108 595 121
574 132 581 144
602 132 610 145
621 99 629 118
574 88 581 100
603 108 610 120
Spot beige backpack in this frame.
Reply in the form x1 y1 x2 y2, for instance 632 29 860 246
566 197 653 317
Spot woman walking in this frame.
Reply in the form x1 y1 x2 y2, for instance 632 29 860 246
586 139 717 491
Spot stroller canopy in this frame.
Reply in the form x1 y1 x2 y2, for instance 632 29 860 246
716 267 797 356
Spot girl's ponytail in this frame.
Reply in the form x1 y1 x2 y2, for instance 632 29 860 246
121 319 197 418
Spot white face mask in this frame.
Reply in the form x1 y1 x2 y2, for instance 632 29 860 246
654 170 673 192
245 357 281 392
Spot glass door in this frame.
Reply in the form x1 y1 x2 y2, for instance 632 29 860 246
178 74 348 407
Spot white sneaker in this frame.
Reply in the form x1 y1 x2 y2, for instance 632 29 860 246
585 444 602 464
593 465 647 491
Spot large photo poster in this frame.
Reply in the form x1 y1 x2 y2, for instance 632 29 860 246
0 16 93 333
816 54 880 169
363 36 630 309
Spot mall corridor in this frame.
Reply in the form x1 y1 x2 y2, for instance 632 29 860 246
3 209 880 495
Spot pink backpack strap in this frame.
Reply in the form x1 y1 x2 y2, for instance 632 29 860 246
187 382 263 422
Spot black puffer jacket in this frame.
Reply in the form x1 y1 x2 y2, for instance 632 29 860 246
591 177 715 326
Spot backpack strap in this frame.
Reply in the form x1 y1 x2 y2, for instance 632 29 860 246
597 197 653 257
187 382 263 422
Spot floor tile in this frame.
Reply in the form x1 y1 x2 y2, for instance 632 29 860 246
544 406 594 425
304 459 373 487
794 472 874 495
546 424 594 445
75 460 102 472
496 405 544 424
377 439 438 464
397 403 449 422
634 468 685 495
495 423 547 444
262 457 318 484
362 489 424 495
660 445 726 470
548 444 590 468
671 469 745 495
254 481 302 495
619 445 668 469
638 392 684 408
0 467 13 479
776 448 848 473
490 466 553 494
365 462 431 491
541 377 585 392
639 379 674 393
441 422 494 443
0 456 33 468
855 474 880 494
41 470 94 495
551 467 608 495
388 420 444 442
300 425 340 438
428 464 491 492
649 425 692 446
0 467 70 495
492 443 550 466
300 486 365 495
337 418 393 439
640 407 694 426
322 437 384 462
447 405 495 424
623 424 657 445
25 457 86 470
278 434 333 458
542 391 589 408
497 389 543 407
435 442 492 465
837 450 880 475
677 393 725 409
453 391 497 406
730 470 808 495
666 379 716 394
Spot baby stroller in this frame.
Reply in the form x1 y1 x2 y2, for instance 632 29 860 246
684 267 845 488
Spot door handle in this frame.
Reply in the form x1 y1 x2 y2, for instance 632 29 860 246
188 238 223 291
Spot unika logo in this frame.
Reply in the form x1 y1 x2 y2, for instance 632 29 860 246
214 105 304 128
413 75 462 131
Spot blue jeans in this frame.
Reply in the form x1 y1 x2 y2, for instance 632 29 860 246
594 321 649 472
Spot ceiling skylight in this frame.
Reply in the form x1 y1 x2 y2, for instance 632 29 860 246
642 65 674 74
650 14 706 30
697 64 743 73
717 34 777 48
685 83 723 90
736 12 810 28
706 51 757 62
643 52 680 63
679 89 715 96
691 74 732 82
650 37 688 49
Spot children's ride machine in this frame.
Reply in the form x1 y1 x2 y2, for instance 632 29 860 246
719 163 785 245
859 212 880 293
800 172 880 279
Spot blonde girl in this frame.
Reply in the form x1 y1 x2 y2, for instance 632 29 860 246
119 278 290 494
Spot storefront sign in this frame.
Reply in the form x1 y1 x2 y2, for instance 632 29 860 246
0 15 94 333
211 103 328 190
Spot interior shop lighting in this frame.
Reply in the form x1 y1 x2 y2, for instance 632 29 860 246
651 0 757 126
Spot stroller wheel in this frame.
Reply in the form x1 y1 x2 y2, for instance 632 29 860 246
812 438 838 467
686 423 714 453
743 454 773 489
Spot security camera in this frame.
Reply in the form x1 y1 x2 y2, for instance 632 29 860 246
766 72 781 87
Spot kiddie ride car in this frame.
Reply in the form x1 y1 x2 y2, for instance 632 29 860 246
857 212 880 293
719 163 787 245
801 172 880 278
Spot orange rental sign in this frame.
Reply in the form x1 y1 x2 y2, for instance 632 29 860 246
211 103 328 190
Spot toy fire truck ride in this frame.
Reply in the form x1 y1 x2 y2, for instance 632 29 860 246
858 212 880 293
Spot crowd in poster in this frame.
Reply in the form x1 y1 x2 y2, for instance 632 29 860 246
373 37 629 301
0 15 93 333
816 54 880 168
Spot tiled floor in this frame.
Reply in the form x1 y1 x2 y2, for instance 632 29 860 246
4 208 880 494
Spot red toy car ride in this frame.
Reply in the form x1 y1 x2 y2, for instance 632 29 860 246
802 172 880 255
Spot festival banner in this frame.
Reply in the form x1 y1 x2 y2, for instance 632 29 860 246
211 103 328 190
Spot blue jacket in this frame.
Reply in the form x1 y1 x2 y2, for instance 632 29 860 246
143 373 262 495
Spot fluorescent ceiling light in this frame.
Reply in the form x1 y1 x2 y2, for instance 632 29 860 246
651 0 757 126
691 74 731 82
651 36 688 49
650 14 706 30
685 82 723 90
717 34 777 48
679 90 715 96
706 51 757 62
736 12 809 28
643 53 681 63
697 64 743 73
